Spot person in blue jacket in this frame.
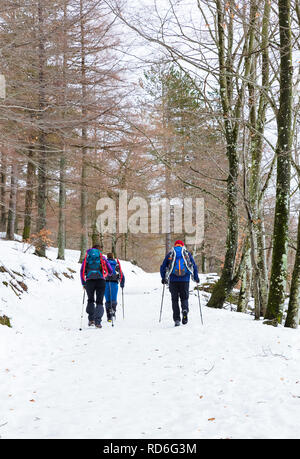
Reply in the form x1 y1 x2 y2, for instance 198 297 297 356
160 240 200 327
104 253 125 322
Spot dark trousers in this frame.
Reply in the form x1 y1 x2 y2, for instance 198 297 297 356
85 279 105 325
169 281 189 322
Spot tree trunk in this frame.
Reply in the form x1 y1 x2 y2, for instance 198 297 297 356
201 241 206 274
91 217 101 247
0 151 7 232
57 148 66 259
207 141 239 308
23 148 35 240
248 0 270 319
14 192 19 235
256 208 269 316
237 243 252 313
207 0 250 308
111 233 117 257
35 0 47 257
264 0 293 325
57 1 68 261
285 211 300 328
79 0 89 263
6 162 17 240
161 73 173 254
122 232 128 260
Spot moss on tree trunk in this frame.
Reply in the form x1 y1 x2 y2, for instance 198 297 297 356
285 211 300 328
264 0 292 326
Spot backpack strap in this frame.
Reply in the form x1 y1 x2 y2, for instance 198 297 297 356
166 247 193 280
100 252 108 279
165 249 176 281
82 252 88 283
182 248 194 276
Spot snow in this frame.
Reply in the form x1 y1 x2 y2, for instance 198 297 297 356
1 239 300 439
0 232 22 242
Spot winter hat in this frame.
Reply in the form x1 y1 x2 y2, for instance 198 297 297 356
174 240 184 247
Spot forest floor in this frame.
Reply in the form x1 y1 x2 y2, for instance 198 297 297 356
1 239 300 439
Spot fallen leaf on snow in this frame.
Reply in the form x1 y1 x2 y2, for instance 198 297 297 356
208 418 215 421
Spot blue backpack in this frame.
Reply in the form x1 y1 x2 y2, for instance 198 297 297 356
171 246 188 277
85 249 104 280
106 259 121 282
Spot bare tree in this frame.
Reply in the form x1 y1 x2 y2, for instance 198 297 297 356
264 0 293 326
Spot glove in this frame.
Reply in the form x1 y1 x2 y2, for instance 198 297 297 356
161 279 167 285
120 280 125 289
195 277 200 284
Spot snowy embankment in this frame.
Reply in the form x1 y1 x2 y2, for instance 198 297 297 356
1 239 300 439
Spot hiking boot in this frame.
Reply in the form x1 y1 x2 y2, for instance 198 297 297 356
182 310 188 325
175 320 180 327
107 308 114 322
95 323 102 329
88 320 95 327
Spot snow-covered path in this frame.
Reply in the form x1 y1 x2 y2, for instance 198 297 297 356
1 243 300 439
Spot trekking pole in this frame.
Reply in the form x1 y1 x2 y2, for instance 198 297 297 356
196 284 204 325
79 289 86 331
121 287 125 320
108 282 114 328
159 283 166 323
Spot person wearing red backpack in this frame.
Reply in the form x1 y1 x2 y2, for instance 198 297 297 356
160 240 200 327
80 245 113 328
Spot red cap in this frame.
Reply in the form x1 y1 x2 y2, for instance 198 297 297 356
174 240 184 247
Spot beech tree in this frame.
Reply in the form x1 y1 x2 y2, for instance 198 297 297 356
264 0 293 326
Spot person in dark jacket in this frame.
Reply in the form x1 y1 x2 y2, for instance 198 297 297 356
80 245 113 328
104 253 125 322
160 240 200 327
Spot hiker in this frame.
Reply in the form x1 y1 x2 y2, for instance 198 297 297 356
160 240 200 327
104 253 125 322
80 245 113 328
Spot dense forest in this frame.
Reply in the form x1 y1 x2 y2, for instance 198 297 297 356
0 0 299 327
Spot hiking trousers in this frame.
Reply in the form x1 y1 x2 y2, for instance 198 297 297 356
105 281 119 304
85 279 105 325
169 281 189 322
105 281 119 320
